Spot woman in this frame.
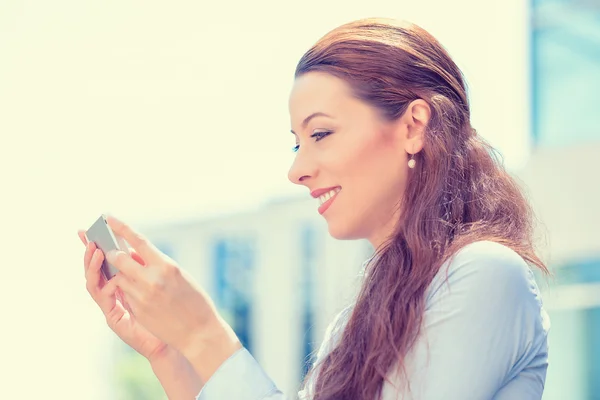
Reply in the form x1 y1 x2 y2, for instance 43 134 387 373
79 18 550 399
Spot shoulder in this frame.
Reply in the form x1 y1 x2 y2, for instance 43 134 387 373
443 240 533 286
449 240 531 279
423 241 550 348
402 242 549 398
426 240 543 309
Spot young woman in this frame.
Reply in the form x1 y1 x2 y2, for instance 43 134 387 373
79 18 550 400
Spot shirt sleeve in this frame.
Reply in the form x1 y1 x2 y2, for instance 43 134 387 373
384 241 550 400
196 301 352 400
196 348 287 400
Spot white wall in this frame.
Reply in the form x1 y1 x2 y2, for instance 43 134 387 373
516 143 600 400
517 143 600 265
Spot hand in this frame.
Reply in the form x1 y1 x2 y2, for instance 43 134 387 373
78 229 169 362
101 215 241 380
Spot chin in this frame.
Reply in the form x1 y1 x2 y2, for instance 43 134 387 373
326 221 363 241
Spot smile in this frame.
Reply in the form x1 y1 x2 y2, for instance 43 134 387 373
317 187 341 215
318 187 341 206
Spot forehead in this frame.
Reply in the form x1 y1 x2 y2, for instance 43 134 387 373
289 72 355 117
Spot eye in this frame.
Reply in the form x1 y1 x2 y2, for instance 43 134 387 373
292 130 333 152
311 130 333 141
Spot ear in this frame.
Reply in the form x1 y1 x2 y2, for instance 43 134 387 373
397 99 430 155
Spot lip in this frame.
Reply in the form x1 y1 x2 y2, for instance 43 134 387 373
310 186 341 198
318 190 340 215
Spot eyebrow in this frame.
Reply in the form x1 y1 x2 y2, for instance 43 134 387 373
290 112 333 134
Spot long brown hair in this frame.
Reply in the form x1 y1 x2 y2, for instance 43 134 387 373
296 18 548 400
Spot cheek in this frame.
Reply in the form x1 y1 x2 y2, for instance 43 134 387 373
344 143 406 205
348 138 404 181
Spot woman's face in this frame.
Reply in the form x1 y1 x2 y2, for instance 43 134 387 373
288 71 426 248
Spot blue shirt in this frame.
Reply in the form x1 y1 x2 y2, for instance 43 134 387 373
197 241 550 400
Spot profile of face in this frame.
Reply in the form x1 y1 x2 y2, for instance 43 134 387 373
288 71 430 248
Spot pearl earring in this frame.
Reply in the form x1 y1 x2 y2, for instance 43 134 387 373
408 154 416 169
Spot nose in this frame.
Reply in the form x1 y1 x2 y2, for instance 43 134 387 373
288 148 317 185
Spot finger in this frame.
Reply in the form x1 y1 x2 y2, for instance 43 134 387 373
105 215 161 263
83 242 97 274
77 230 88 246
97 273 119 314
106 249 144 282
130 250 146 266
116 288 134 314
111 272 143 304
116 287 140 319
99 279 130 329
85 249 106 296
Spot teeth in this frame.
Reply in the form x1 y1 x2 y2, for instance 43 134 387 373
318 188 340 206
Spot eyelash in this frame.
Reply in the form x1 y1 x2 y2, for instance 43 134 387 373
292 131 333 153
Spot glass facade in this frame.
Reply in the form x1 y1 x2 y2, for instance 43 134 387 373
531 0 600 146
546 259 600 399
531 2 600 398
299 224 318 378
544 292 600 399
212 237 256 352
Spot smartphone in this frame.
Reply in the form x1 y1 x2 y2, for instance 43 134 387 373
85 215 129 280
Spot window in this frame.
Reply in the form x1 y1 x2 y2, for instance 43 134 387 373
531 0 600 146
543 257 600 399
212 237 256 352
299 224 319 378
583 306 600 397
554 258 600 285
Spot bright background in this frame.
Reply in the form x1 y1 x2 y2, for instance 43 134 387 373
1 0 598 398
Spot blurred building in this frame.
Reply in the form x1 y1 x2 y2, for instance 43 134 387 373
524 0 600 398
138 1 600 399
143 197 373 396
